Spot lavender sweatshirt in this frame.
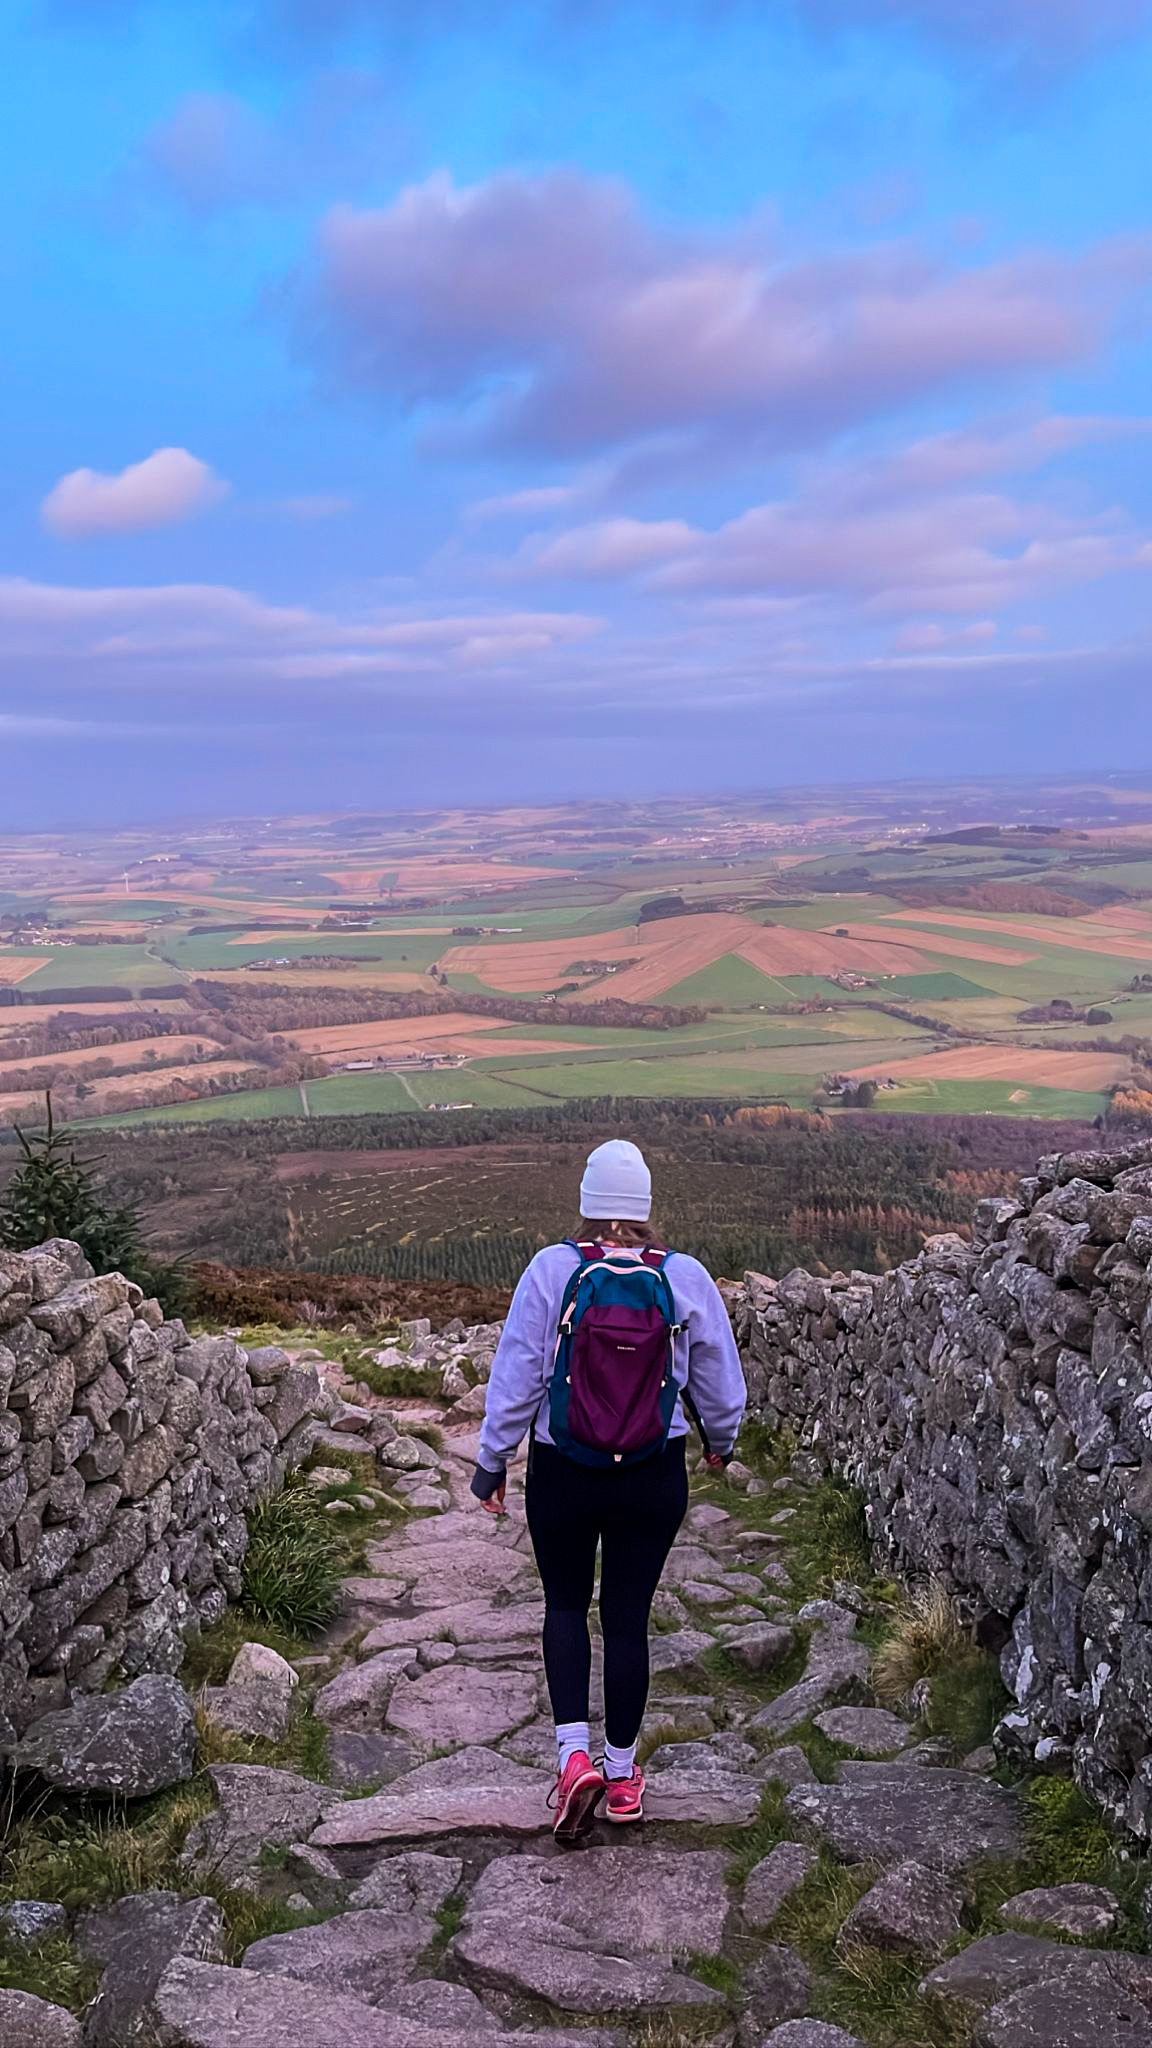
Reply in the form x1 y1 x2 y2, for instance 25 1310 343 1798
476 1243 747 1475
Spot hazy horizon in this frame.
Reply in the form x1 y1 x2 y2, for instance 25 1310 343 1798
3 0 1152 825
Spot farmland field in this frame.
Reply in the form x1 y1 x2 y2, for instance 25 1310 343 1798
2 778 1152 1135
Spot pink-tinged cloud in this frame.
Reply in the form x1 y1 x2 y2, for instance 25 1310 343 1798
522 518 697 577
41 449 229 538
519 481 1147 618
302 169 1150 455
0 577 598 682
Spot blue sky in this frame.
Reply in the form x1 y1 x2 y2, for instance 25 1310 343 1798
2 0 1151 824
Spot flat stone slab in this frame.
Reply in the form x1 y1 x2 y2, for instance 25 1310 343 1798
182 1766 332 1886
838 1861 965 1959
737 1946 812 2043
386 1663 538 1744
312 1746 551 1845
360 1600 543 1655
645 1764 762 1824
975 1972 1152 2048
452 1845 730 2015
743 1844 817 1929
649 1629 717 1677
315 1650 418 1730
920 1936 1152 2012
815 1708 914 1755
348 1848 461 1914
148 1956 621 2048
326 1731 421 1791
722 1622 796 1674
375 1537 532 1609
998 1884 1120 1938
242 1907 438 2002
198 1682 293 1744
760 2028 866 2047
787 1769 1024 1872
0 1990 81 2048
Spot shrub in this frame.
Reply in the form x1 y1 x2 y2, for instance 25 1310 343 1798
240 1478 344 1635
871 1581 967 1707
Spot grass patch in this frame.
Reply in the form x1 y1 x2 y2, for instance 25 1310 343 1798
960 1777 1150 1951
194 1701 331 1784
721 1786 792 1886
0 1931 102 2015
354 1360 443 1400
0 1780 215 1909
240 1477 346 1635
1020 1777 1117 1887
922 1650 1008 1756
305 1439 377 1481
687 1951 743 1998
764 1853 973 2047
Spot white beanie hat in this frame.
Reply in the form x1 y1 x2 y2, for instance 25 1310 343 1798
580 1139 652 1222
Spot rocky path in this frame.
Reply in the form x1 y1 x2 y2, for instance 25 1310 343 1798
5 1321 1152 2048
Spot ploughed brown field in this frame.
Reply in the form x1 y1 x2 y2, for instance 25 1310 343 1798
0 1033 223 1083
0 957 45 985
442 910 947 1000
288 1016 587 1061
848 1045 1131 1089
826 922 1038 966
883 908 1152 962
0 1000 193 1031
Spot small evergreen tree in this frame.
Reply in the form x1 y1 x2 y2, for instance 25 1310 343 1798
0 1096 184 1308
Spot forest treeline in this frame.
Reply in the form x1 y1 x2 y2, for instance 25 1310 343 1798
15 1097 1102 1295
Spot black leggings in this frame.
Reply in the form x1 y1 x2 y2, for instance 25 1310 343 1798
524 1437 689 1748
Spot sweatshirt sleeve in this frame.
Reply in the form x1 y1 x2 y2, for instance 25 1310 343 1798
476 1254 555 1473
682 1266 747 1458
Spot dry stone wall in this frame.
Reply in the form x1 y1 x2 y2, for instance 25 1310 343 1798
730 1138 1152 1838
0 1239 326 1743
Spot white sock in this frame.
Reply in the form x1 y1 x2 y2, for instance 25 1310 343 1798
604 1739 637 1781
556 1721 590 1771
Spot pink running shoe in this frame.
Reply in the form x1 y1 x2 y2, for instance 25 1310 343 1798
549 1751 605 1843
603 1767 645 1824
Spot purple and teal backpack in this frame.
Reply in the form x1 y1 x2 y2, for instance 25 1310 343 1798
547 1240 681 1467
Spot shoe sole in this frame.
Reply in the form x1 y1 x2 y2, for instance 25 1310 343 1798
553 1772 605 1843
604 1803 644 1823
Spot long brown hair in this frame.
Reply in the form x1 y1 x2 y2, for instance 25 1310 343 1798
573 1216 662 1249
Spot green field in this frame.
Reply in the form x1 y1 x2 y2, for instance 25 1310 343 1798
656 952 792 1007
13 945 186 992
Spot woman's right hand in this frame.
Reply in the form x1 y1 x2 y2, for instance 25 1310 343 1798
481 1478 508 1516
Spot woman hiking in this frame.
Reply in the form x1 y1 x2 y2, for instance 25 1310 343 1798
470 1138 747 1842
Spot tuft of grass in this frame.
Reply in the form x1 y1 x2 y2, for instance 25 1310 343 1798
0 1932 102 2016
0 1780 215 1909
1022 1776 1115 1886
423 1891 466 1962
871 1581 967 1708
355 1360 443 1401
194 1702 331 1784
687 1952 742 1998
240 1477 346 1635
721 1786 791 1886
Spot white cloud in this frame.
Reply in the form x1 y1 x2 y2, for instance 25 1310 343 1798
41 448 229 538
